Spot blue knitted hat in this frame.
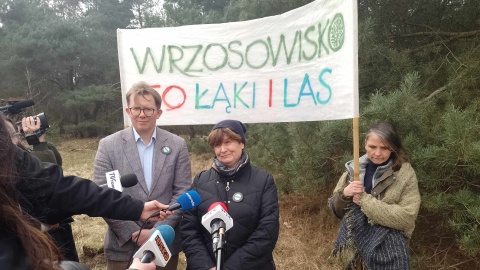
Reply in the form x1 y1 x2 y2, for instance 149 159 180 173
212 120 246 144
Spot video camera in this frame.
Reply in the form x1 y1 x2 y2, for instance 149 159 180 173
19 112 50 145
1 99 51 145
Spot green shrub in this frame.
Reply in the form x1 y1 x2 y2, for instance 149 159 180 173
188 136 211 155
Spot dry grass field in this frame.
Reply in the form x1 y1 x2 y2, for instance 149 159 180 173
58 138 341 270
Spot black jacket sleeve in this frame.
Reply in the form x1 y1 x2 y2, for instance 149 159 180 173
15 147 144 221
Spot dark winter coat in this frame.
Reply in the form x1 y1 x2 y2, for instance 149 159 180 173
181 159 279 270
0 147 146 269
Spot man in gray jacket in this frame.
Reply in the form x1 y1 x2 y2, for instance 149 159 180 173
94 82 192 270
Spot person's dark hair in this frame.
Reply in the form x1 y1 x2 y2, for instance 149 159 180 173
207 128 243 148
126 81 162 109
0 113 61 270
365 122 406 171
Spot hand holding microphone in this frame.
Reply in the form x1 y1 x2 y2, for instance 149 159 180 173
150 190 202 218
99 171 164 221
141 201 170 221
166 190 203 211
144 190 201 221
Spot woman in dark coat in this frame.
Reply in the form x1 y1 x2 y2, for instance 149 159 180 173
181 120 280 270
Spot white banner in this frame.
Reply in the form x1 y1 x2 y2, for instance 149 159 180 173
117 0 358 126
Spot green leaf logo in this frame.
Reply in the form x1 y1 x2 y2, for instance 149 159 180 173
328 13 345 52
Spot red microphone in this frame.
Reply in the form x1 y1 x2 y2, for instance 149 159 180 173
201 202 233 234
208 202 226 211
201 201 234 261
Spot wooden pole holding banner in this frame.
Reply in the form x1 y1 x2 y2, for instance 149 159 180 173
353 118 360 182
353 118 362 270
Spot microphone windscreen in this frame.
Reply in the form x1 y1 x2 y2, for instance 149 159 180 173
177 190 202 210
157 225 175 247
12 99 35 110
208 202 228 212
120 173 138 187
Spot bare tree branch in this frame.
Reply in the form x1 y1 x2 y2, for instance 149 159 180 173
424 85 447 101
424 69 468 101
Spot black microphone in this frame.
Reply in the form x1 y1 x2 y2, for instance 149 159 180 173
100 173 138 189
118 173 138 188
12 100 35 110
0 99 35 113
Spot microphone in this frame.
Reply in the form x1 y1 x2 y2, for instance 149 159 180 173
117 173 138 188
133 225 175 266
202 202 233 266
0 99 35 113
150 190 202 218
201 202 234 235
100 171 138 191
167 190 202 211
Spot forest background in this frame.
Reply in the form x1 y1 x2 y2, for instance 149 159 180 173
1 0 479 269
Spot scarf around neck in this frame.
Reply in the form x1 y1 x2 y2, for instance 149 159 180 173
213 152 249 177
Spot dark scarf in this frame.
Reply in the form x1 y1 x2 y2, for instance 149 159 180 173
364 159 390 194
332 204 410 270
213 152 249 177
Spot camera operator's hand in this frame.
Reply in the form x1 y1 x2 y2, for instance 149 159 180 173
22 116 46 142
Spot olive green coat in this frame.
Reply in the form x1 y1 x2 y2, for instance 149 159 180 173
329 161 421 238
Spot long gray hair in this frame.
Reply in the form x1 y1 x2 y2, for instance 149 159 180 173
365 122 406 171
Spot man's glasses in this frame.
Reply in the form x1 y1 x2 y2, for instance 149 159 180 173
128 107 157 116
